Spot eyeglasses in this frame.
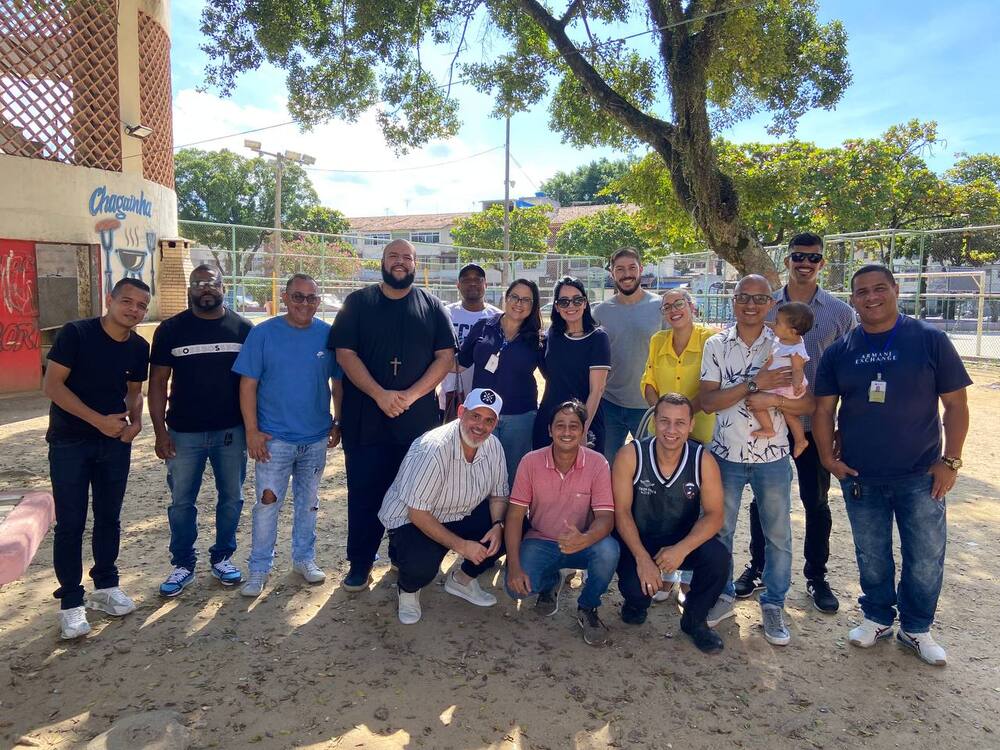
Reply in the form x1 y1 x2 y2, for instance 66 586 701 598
733 293 772 305
289 292 321 305
555 295 587 309
190 280 221 290
790 252 823 263
506 293 533 306
661 299 688 312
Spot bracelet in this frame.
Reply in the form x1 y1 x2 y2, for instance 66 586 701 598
331 419 341 428
492 519 505 529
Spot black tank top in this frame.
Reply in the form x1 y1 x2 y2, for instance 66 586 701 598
630 437 703 544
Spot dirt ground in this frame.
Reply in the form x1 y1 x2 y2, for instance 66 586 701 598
1 369 999 750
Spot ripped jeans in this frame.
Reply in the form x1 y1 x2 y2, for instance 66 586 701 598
247 438 328 574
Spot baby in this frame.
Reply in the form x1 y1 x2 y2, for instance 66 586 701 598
751 301 814 458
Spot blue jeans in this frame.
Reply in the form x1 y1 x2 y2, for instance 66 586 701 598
505 536 620 610
601 398 649 464
840 473 946 634
494 410 535 484
49 437 132 609
247 438 328 574
716 455 793 607
166 426 247 570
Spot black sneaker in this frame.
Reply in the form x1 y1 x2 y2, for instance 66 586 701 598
342 564 373 592
620 603 648 625
734 566 764 598
577 607 609 646
807 579 840 613
680 618 724 654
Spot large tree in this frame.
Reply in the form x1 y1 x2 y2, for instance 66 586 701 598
174 148 349 274
555 206 646 259
200 0 851 282
540 158 632 205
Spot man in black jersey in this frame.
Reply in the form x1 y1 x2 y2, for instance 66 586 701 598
612 393 729 653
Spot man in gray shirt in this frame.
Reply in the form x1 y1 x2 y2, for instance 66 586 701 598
593 248 663 464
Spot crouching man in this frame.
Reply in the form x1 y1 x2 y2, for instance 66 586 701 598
504 399 619 645
613 393 729 654
378 389 509 624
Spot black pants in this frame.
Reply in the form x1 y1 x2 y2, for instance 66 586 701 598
48 437 132 610
747 432 832 581
343 442 410 568
387 498 504 593
616 533 728 626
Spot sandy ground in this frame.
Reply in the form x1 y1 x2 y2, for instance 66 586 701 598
1 370 999 750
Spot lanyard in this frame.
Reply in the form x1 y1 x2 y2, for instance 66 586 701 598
860 315 901 357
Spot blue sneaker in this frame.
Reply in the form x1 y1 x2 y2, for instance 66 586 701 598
159 567 194 597
211 559 243 586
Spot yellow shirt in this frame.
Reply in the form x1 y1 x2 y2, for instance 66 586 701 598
640 324 717 444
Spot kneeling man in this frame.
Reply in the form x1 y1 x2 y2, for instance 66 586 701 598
504 400 620 646
613 393 729 653
379 389 509 624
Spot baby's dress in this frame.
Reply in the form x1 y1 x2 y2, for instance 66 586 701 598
765 338 810 398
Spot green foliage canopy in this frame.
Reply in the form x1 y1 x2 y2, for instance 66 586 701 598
555 206 645 260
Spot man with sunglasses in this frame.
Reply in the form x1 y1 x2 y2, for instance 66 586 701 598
150 265 253 597
735 234 856 614
593 248 663 464
233 274 344 597
700 275 815 646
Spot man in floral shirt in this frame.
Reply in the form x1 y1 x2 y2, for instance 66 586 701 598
699 275 815 646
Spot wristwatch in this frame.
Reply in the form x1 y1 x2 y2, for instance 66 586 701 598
492 519 505 529
941 456 962 471
747 380 760 394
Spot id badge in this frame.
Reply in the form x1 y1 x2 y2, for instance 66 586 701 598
868 373 887 404
484 353 500 373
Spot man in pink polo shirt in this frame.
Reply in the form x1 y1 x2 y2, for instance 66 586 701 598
504 399 620 646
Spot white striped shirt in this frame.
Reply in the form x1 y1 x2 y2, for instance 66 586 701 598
378 420 509 531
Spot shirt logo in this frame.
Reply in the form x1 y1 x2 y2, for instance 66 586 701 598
683 482 698 500
316 351 326 358
637 478 655 496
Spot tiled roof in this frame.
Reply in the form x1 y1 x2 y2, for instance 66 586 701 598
550 203 639 226
347 212 474 232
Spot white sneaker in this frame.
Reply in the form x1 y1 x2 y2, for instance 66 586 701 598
706 595 735 627
848 619 894 648
86 587 135 616
443 571 496 607
293 560 326 584
398 589 422 624
897 630 947 666
59 606 91 639
241 571 268 597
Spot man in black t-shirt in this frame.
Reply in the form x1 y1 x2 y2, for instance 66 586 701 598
149 265 253 598
328 239 456 590
43 278 151 640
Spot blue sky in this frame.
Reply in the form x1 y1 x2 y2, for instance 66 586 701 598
170 0 1000 217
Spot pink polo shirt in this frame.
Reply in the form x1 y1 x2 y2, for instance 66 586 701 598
510 446 614 542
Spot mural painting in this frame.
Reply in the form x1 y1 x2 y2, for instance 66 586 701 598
89 186 157 298
0 239 41 392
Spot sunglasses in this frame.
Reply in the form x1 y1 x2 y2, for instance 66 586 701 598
289 292 320 305
790 252 824 263
555 295 587 309
190 280 222 290
733 293 772 305
661 299 688 312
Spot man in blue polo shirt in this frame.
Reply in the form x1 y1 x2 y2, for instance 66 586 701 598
814 264 970 666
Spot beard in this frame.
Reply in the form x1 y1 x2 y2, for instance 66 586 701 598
191 293 223 311
382 266 415 290
615 278 641 296
459 424 489 449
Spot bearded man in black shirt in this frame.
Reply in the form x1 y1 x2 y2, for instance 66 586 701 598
43 277 151 640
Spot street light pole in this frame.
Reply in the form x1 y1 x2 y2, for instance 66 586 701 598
244 140 315 315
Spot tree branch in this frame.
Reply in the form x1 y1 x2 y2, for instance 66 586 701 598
559 0 584 27
446 8 476 99
692 0 730 63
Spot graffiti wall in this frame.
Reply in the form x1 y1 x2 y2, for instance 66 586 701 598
0 239 41 392
90 185 158 304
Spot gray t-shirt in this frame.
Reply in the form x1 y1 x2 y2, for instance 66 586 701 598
593 290 663 409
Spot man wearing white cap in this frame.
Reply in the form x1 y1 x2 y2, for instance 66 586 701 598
378 388 510 624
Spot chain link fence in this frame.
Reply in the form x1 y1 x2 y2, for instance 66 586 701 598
178 220 1000 362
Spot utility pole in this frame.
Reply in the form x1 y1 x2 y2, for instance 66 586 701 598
502 113 511 284
244 140 315 314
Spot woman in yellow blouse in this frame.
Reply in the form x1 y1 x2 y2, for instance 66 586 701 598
640 289 716 444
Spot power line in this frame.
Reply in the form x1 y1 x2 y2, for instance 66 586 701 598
304 145 503 174
122 119 297 160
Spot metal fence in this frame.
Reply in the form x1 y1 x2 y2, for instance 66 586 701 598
177 220 1000 362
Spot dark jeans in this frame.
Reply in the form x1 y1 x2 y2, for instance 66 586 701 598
616 533 728 626
747 432 832 581
388 498 504 593
343 443 410 569
49 437 132 610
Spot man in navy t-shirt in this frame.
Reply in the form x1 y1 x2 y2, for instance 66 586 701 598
814 264 970 667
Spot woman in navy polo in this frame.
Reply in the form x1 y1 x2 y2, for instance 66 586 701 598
532 276 611 454
459 279 544 481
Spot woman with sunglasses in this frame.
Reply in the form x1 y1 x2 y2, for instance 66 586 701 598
532 277 611 454
640 289 716 444
458 279 544 481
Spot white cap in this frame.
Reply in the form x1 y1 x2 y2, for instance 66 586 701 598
463 388 503 418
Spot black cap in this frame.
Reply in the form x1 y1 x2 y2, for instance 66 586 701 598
458 263 486 278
